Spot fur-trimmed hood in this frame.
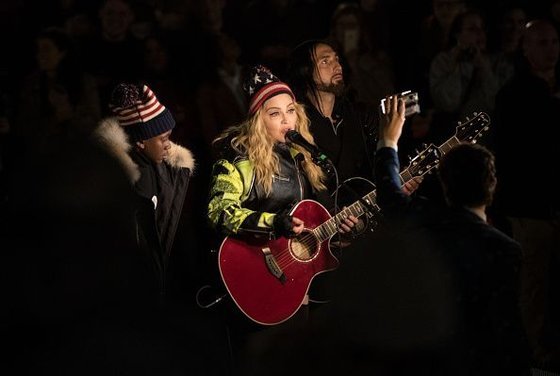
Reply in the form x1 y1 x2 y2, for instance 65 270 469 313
93 117 195 183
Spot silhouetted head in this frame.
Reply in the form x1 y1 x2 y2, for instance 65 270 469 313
438 143 497 208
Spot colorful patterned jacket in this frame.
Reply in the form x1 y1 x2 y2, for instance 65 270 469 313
208 143 312 238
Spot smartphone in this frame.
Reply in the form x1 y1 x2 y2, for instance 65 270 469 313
380 90 420 117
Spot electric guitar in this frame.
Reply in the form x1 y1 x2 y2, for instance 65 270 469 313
218 112 491 325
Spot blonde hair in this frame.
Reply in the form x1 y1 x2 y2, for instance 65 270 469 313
214 102 327 196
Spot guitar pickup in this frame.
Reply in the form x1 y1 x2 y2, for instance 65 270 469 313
262 247 286 284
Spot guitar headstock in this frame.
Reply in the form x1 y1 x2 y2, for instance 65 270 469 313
405 144 440 179
454 112 491 144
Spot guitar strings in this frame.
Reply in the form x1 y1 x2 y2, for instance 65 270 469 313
273 206 357 268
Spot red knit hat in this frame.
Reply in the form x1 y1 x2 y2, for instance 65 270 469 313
243 65 295 115
109 83 175 142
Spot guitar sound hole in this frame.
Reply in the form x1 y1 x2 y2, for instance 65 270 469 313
289 230 318 261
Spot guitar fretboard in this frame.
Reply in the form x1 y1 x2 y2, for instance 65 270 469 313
439 136 461 154
313 189 380 242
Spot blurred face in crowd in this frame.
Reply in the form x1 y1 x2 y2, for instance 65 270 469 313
457 13 487 51
359 0 378 12
200 0 225 33
37 37 66 72
261 93 297 144
502 8 527 35
144 37 169 74
138 130 172 164
218 33 241 66
433 0 465 28
500 8 527 52
99 0 134 40
523 21 559 72
333 12 361 55
312 43 344 95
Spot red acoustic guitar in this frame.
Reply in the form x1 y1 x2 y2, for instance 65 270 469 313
218 112 490 325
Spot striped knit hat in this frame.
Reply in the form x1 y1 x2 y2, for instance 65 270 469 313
109 83 175 142
243 65 295 115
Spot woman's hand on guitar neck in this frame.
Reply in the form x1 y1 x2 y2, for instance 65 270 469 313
331 213 361 249
338 213 360 234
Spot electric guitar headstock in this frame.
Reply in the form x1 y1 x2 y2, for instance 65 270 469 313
401 144 440 182
402 112 492 181
442 111 491 153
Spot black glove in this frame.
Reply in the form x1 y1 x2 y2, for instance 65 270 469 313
273 211 296 238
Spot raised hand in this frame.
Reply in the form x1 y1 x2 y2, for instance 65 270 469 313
380 95 406 147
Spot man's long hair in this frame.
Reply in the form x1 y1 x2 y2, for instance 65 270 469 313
286 39 344 112
214 102 326 196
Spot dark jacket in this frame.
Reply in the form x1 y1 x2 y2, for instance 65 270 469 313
94 118 195 295
302 96 378 185
373 146 531 375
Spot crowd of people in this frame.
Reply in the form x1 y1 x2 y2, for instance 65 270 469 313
0 0 559 375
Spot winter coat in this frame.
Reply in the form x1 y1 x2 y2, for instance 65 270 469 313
94 117 195 294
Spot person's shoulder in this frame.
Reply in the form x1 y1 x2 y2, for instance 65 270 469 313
458 218 523 260
484 225 522 251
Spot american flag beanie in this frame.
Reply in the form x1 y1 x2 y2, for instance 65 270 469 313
109 83 175 142
243 65 295 115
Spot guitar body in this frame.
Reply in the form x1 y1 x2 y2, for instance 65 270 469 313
218 199 338 326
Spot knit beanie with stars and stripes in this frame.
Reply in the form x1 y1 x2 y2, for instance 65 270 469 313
109 83 175 142
243 65 295 115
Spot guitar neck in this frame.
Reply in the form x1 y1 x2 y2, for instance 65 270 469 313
313 190 379 242
312 134 467 242
437 136 461 155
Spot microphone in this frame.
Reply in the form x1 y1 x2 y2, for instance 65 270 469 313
285 130 332 167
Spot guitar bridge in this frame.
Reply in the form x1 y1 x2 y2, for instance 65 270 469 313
262 247 286 283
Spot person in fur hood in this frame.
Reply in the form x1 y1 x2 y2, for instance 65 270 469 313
94 82 195 298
